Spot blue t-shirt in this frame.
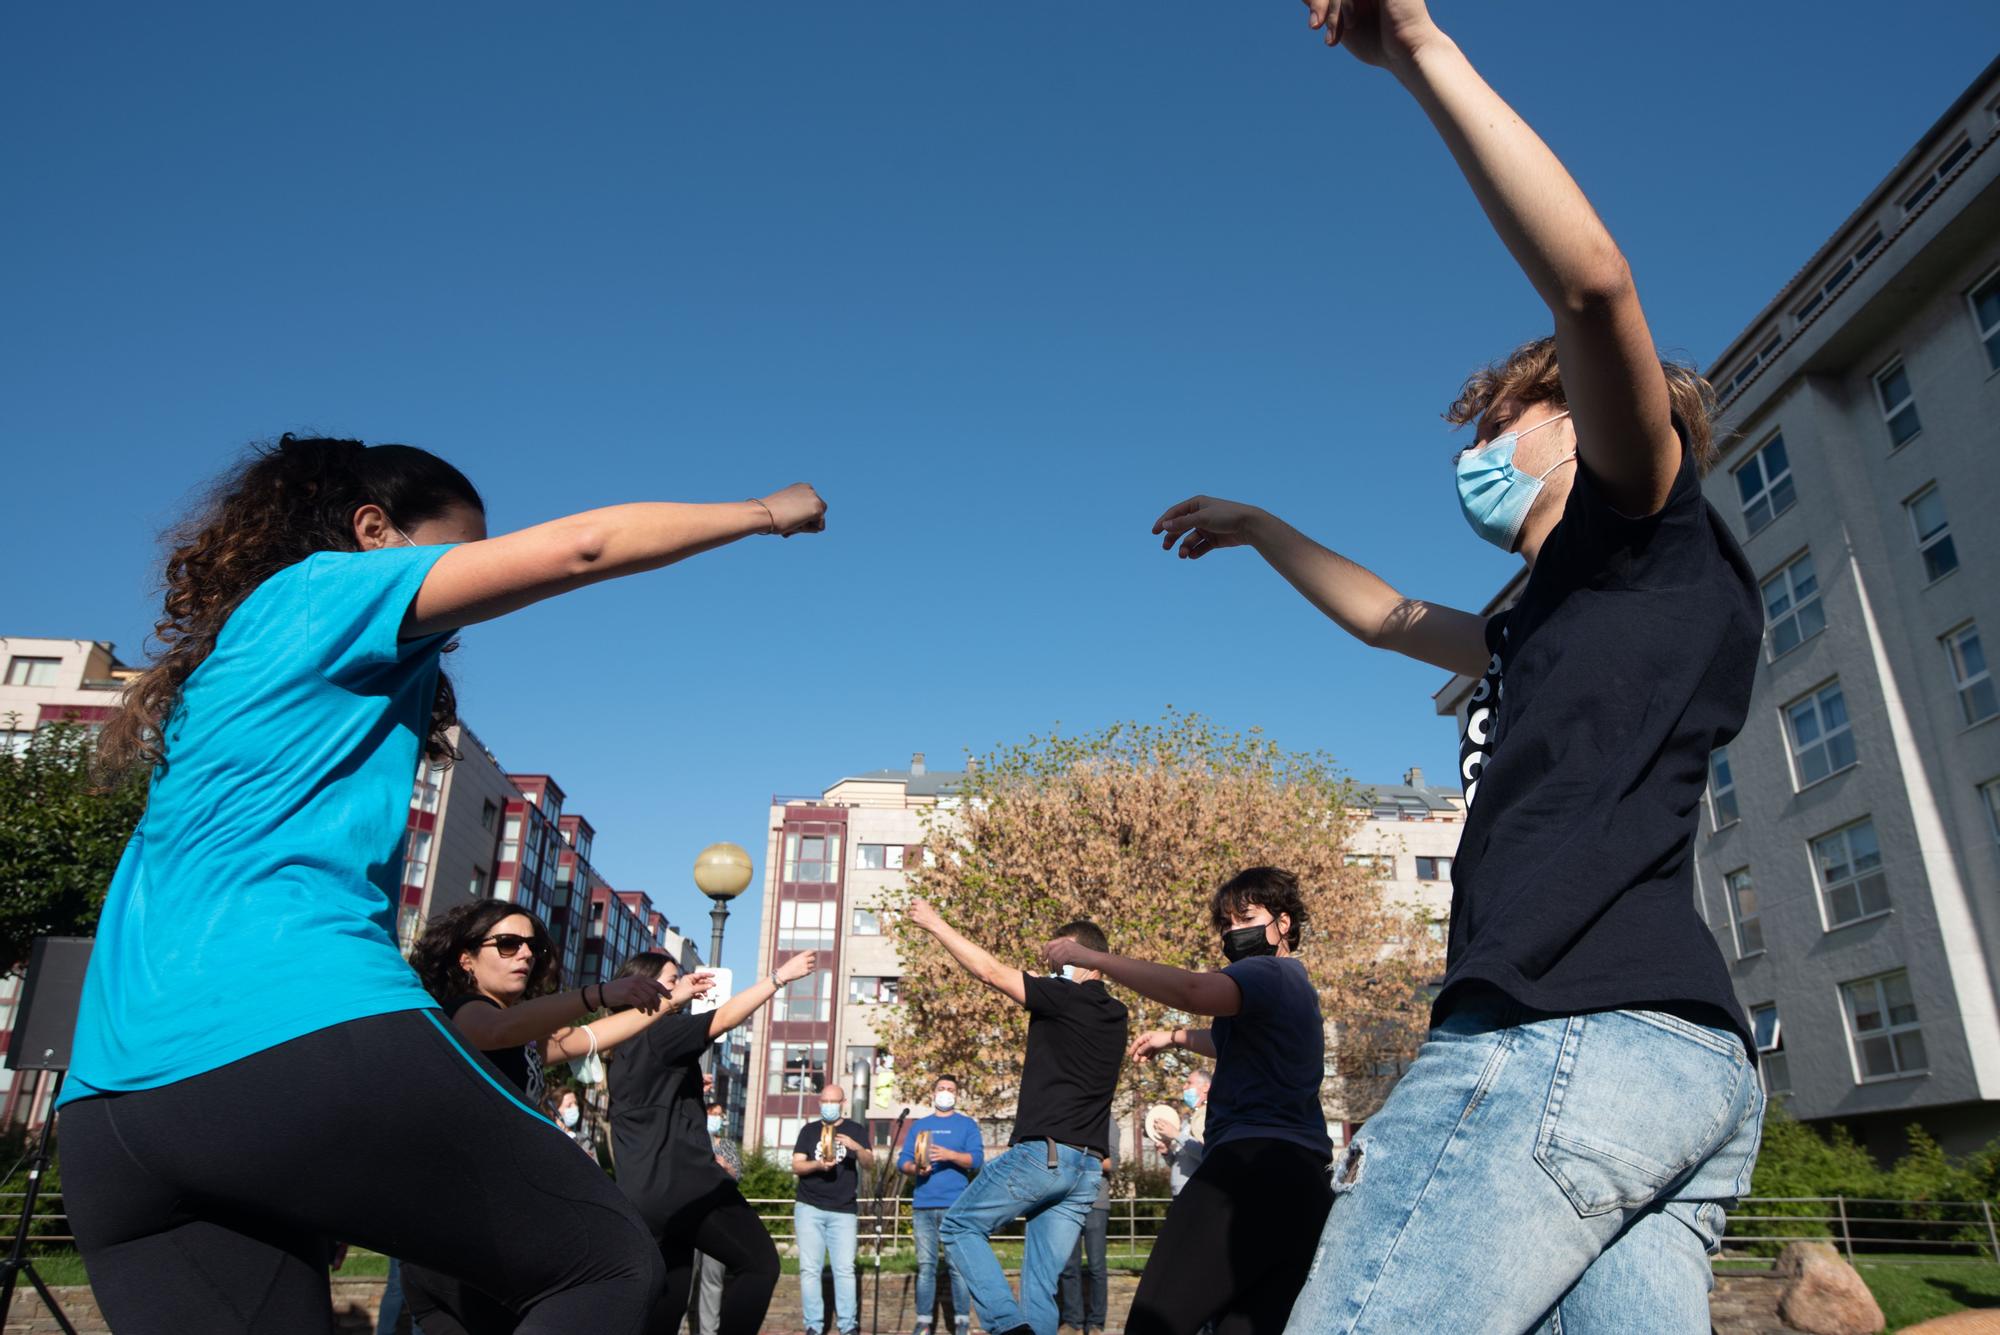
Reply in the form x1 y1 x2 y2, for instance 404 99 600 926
63 546 456 1103
898 1111 986 1209
1205 955 1332 1159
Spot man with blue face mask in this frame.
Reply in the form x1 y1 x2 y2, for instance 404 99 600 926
899 1076 985 1335
1147 3 1765 1330
792 1084 872 1335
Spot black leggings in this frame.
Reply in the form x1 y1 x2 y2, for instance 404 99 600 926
60 1009 664 1335
638 1182 781 1335
1125 1138 1334 1335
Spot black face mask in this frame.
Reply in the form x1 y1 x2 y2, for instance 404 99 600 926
1221 924 1279 963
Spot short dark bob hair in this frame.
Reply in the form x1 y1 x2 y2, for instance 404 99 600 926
1209 867 1307 952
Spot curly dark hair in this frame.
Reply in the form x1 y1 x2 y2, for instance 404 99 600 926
411 899 558 1003
97 434 484 781
1210 866 1308 952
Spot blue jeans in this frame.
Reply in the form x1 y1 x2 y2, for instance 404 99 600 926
942 1142 1101 1335
795 1203 859 1334
375 1258 424 1335
912 1206 971 1330
1282 996 1765 1335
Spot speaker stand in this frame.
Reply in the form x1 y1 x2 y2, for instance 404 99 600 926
0 1070 79 1335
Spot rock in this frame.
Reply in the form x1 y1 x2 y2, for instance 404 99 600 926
1773 1242 1884 1335
1899 1313 2000 1334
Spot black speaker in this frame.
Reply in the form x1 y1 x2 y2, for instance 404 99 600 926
6 937 91 1073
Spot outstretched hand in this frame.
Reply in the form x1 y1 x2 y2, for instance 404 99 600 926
1040 936 1088 970
669 970 718 1008
1129 1030 1176 1064
1300 0 1442 65
905 898 944 935
1152 495 1263 560
603 974 671 1013
774 950 818 987
760 483 827 537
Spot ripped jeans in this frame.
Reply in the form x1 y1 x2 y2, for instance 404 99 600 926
1283 992 1764 1335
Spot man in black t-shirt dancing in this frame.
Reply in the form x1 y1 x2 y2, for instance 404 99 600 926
907 899 1128 1335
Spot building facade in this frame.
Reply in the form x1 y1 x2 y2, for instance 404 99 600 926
1439 60 2000 1156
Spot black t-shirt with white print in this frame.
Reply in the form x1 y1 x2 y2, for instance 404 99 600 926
443 993 547 1108
1440 437 1759 1054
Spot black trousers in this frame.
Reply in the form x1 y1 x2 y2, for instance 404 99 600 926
60 1009 664 1335
1125 1138 1334 1335
636 1182 781 1335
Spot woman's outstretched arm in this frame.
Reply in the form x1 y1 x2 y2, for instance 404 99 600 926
1308 0 1679 515
1042 936 1243 1018
404 484 825 638
704 949 820 1040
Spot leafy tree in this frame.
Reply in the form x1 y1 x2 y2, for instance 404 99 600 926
882 711 1441 1125
0 716 145 972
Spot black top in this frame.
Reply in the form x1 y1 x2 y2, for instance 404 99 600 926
1440 442 1758 1052
607 1009 723 1229
1012 976 1128 1156
792 1118 870 1213
1207 956 1331 1158
445 994 546 1109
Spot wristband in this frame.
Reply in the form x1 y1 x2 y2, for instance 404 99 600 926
749 497 778 535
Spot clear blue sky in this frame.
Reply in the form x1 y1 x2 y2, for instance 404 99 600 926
6 4 1998 980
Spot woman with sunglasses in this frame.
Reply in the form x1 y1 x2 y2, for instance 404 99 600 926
401 899 713 1334
57 436 823 1334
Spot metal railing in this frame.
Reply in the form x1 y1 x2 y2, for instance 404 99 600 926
4 1191 1995 1269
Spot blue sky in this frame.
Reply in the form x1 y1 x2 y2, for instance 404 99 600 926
7 4 1998 980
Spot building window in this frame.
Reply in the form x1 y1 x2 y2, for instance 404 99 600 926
494 877 514 901
774 967 832 1022
1709 747 1740 829
1970 268 2000 371
480 800 497 831
469 869 488 899
851 908 881 936
403 831 432 888
0 728 32 757
1943 624 1998 726
1786 681 1857 788
767 1040 828 1095
1874 360 1921 447
3 657 60 687
1762 552 1826 660
411 766 442 813
1842 970 1926 1081
1733 435 1796 536
847 975 900 1005
500 817 521 863
1900 136 1971 214
856 843 906 871
1813 819 1889 928
1414 856 1453 881
778 898 835 951
1982 778 2000 847
1906 486 1959 583
1751 1004 1791 1096
783 833 841 883
1722 331 1785 400
1726 868 1763 955
1794 229 1884 324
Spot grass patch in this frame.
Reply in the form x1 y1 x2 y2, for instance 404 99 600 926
1854 1258 2000 1332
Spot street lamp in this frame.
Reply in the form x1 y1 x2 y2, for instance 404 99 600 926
692 841 754 974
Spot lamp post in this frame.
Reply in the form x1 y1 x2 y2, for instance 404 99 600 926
692 841 753 981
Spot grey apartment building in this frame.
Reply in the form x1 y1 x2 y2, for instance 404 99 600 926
1440 58 2000 1156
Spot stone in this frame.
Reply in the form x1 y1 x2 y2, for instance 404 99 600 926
1773 1242 1884 1335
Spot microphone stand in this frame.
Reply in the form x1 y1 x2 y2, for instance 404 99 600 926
869 1108 911 1335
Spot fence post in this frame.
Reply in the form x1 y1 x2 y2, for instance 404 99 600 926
1836 1196 1855 1264
1983 1201 1998 1265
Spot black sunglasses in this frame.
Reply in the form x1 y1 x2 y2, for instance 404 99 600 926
480 933 548 960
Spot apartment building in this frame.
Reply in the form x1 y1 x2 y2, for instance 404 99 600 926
1438 59 2000 1156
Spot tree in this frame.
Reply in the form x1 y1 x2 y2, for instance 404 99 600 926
0 716 146 972
881 711 1442 1123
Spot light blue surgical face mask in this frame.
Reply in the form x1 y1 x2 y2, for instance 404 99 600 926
820 1102 842 1123
1182 1089 1200 1110
1455 411 1574 552
1059 965 1083 983
706 1114 723 1135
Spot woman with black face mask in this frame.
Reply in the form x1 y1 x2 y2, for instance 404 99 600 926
1039 867 1331 1335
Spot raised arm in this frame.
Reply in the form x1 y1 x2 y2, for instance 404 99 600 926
1310 0 1679 515
905 898 1026 1006
705 950 819 1040
1152 497 1488 676
1043 937 1242 1019
451 974 668 1054
404 484 826 638
540 970 717 1064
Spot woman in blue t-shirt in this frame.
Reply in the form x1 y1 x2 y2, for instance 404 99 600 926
58 434 825 1335
1041 867 1333 1335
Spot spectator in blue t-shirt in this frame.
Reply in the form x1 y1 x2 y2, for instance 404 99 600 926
899 1075 985 1335
1041 867 1332 1335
